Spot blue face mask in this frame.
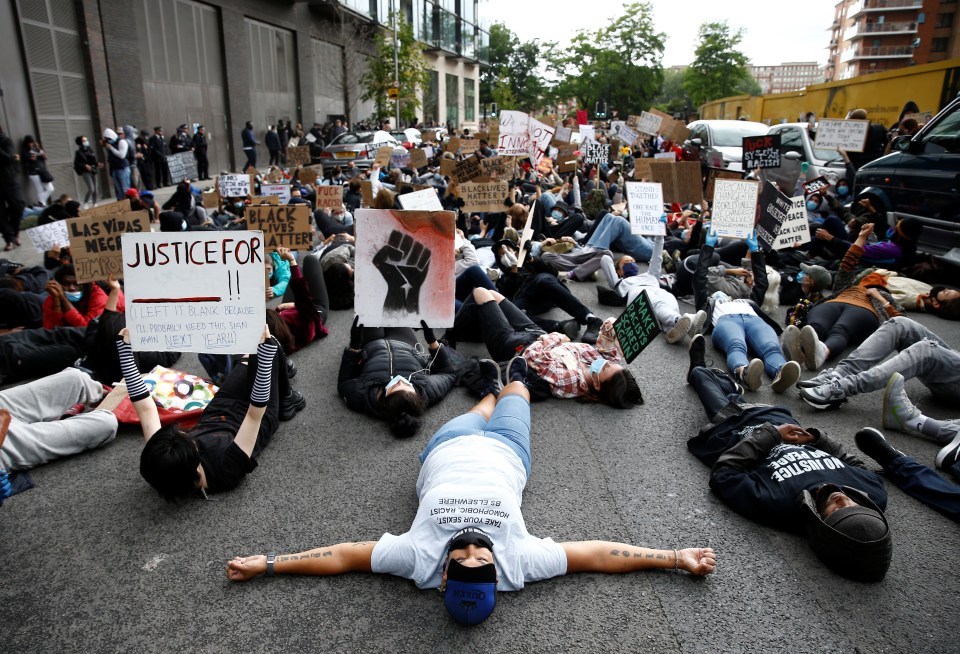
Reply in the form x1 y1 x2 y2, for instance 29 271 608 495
806 200 819 211
836 185 849 196
589 358 608 378
65 290 83 303
622 262 639 277
796 271 807 283
551 209 565 220
711 291 730 305
385 374 409 392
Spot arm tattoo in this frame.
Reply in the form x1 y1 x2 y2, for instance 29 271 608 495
323 551 332 557
610 550 619 556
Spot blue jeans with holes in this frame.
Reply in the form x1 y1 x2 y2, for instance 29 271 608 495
420 394 532 478
712 314 788 378
586 213 653 262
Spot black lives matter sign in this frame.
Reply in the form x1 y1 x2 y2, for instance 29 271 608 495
613 290 659 363
742 134 781 170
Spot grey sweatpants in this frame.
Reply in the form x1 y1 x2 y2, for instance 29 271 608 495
0 368 118 471
836 317 960 402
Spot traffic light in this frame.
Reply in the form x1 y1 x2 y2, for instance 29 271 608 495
490 102 498 117
595 99 607 119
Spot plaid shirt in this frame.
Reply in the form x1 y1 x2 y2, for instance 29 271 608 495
523 319 624 398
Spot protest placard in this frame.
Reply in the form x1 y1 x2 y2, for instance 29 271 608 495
487 122 499 144
627 115 640 128
218 174 251 197
742 134 782 170
814 119 869 152
375 146 394 167
68 211 150 282
297 166 321 186
422 145 435 159
459 180 508 213
285 145 311 166
625 182 665 236
439 157 457 177
654 152 676 160
555 146 577 173
453 155 484 183
613 290 659 364
712 179 759 239
202 189 221 209
610 121 640 147
802 176 831 195
444 137 461 154
245 205 312 251
536 157 553 174
315 185 344 210
580 142 610 165
637 111 663 136
553 126 573 144
579 125 596 143
260 183 291 204
360 181 374 207
756 181 793 251
758 156 803 195
705 167 744 201
421 130 438 143
648 160 702 204
774 196 812 250
528 116 555 163
251 195 279 205
398 188 444 211
477 155 512 179
25 220 69 254
409 148 428 169
497 110 530 156
165 151 197 183
79 199 131 218
122 230 266 354
666 121 691 145
354 209 456 327
460 139 479 155
391 149 411 169
633 157 651 180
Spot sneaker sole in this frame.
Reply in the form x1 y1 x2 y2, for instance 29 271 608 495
782 326 803 364
800 326 821 371
688 311 706 338
479 358 505 393
665 316 692 344
771 362 801 394
799 391 846 411
741 359 763 391
505 355 527 385
935 431 960 469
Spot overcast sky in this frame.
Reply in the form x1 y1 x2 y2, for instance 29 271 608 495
480 0 839 67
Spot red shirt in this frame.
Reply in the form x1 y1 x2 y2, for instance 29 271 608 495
43 284 125 328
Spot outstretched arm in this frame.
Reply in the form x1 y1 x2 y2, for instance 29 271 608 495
561 541 716 576
226 541 377 582
116 328 161 441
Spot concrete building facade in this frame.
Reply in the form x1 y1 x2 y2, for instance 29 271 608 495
748 62 826 94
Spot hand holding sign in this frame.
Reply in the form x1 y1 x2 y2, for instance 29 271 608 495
374 230 431 314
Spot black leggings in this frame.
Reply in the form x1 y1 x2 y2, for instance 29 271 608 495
514 273 591 324
454 295 545 361
806 302 879 358
281 252 330 322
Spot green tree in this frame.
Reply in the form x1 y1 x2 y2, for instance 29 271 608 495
653 67 688 115
479 23 514 105
360 14 431 124
479 23 543 114
542 2 665 118
683 22 751 108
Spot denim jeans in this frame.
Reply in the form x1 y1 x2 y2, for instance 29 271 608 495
835 317 960 402
420 394 532 477
111 167 131 201
886 454 960 522
586 213 653 262
712 313 788 378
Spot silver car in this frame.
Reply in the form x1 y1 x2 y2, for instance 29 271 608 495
318 130 405 171
687 120 770 172
767 123 847 185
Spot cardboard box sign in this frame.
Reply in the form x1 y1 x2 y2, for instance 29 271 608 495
79 199 131 218
360 181 375 207
460 139 480 155
445 136 461 153
245 205 313 251
421 130 438 143
296 166 320 186
453 155 484 183
439 158 457 177
647 160 702 204
614 290 660 363
556 146 578 173
202 189 221 209
285 145 311 167
705 167 744 201
67 211 151 283
459 180 509 213
741 134 782 170
409 148 428 169
315 185 344 210
633 158 652 180
375 146 394 168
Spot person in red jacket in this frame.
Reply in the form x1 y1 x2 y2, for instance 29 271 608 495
43 265 124 328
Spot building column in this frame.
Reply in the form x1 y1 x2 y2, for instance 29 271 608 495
220 8 253 171
98 0 147 127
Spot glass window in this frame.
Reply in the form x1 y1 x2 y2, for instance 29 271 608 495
932 37 949 52
935 12 954 28
461 20 474 58
922 106 960 154
464 77 475 121
423 70 439 124
445 73 459 127
440 9 457 51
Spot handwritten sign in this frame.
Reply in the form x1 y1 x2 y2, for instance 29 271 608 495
610 122 640 147
742 134 781 169
286 145 311 167
479 155 514 179
445 136 461 154
613 290 659 363
25 220 70 254
245 205 312 251
202 189 220 209
633 158 651 180
166 152 197 184
122 231 266 354
398 188 444 211
625 182 664 236
555 146 577 173
460 139 479 155
374 146 394 168
251 195 279 205
421 130 438 143
774 197 811 249
711 179 758 239
814 119 869 152
459 180 508 213
79 199 131 218
296 166 320 186
68 211 150 283
648 161 702 204
637 111 663 136
803 176 831 196
497 110 531 156
705 167 744 201
756 181 793 251
580 142 610 165
453 155 484 183
218 174 251 197
553 126 573 144
360 181 374 207
260 183 291 204
315 185 344 210
409 148 428 169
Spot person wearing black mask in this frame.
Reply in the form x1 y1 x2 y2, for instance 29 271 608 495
73 135 101 209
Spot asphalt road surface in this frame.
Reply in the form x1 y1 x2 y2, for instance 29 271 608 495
2 199 959 653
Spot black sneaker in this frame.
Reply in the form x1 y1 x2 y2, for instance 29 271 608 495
935 432 960 471
855 427 904 468
279 389 306 421
477 358 503 397
286 358 297 380
507 355 528 384
687 334 706 382
560 318 581 341
581 316 603 345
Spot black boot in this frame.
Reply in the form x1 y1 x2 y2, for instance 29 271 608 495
279 389 306 421
687 334 706 383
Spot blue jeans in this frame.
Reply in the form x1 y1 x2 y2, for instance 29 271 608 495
111 167 131 201
886 454 960 522
712 314 787 378
420 394 532 478
586 213 653 262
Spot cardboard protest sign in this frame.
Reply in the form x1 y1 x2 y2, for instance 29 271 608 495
251 195 279 205
637 111 663 136
556 146 578 173
625 182 665 236
296 166 322 186
580 142 610 165
79 199 131 218
497 110 531 156
439 158 457 177
648 161 702 204
774 197 811 250
666 122 691 145
803 176 831 196
246 205 312 251
705 167 744 201
398 188 444 211
742 134 782 170
487 123 499 143
711 179 759 239
166 151 198 183
478 155 513 179
627 115 640 128
374 146 394 168
654 152 676 160
315 185 344 210
453 155 484 183
633 158 652 180
579 125 596 143
460 139 480 155
218 174 251 197
421 130 438 143
360 181 374 207
122 230 266 354
553 126 573 144
409 148 428 169
814 119 869 152
25 220 69 254
285 145 311 167
445 136 461 154
68 211 150 282
614 290 659 363
260 183 291 204
391 149 411 169
202 189 221 209
536 157 553 174
459 181 508 213
756 182 793 251
354 209 456 327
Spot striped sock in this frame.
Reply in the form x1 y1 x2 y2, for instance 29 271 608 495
115 337 151 402
250 340 278 407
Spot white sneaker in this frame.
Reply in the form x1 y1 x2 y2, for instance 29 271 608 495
687 310 707 337
771 361 801 393
665 314 692 344
780 324 802 363
799 325 827 371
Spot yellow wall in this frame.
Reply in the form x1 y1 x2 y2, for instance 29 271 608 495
700 59 960 128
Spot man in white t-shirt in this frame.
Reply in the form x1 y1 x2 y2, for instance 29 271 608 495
226 365 717 625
